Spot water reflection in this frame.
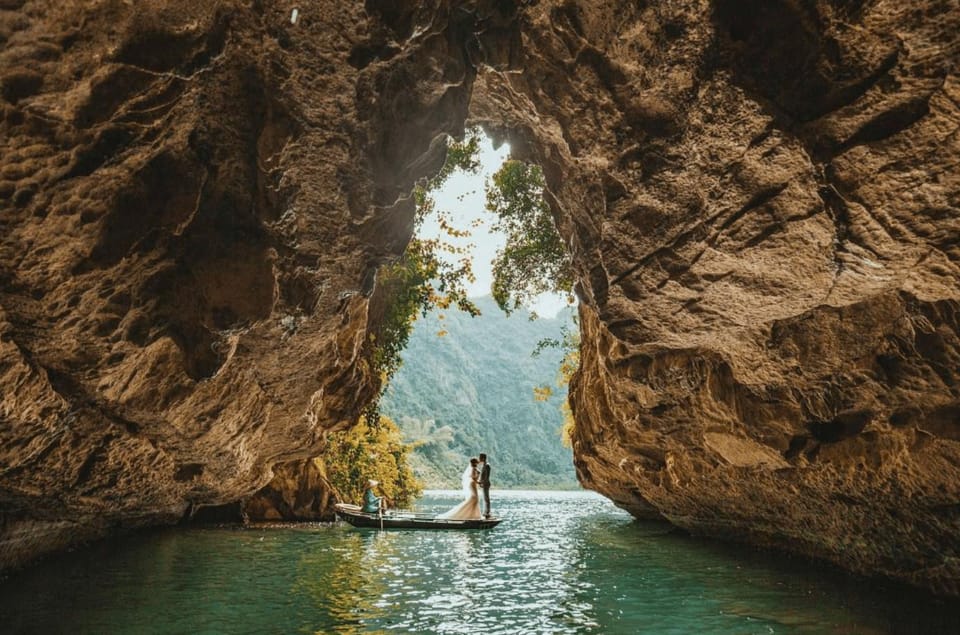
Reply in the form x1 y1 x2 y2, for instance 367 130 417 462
1 491 958 634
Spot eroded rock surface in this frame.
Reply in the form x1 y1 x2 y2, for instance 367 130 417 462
471 0 960 596
243 458 336 521
0 0 512 566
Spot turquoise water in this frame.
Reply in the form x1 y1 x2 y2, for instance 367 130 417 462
2 490 958 634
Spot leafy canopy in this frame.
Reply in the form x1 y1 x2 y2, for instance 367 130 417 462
349 132 485 502
355 131 581 497
486 160 574 315
322 415 422 509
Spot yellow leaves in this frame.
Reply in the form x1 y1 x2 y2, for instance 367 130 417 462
436 329 448 337
533 385 553 401
323 415 423 508
558 349 580 384
560 401 575 448
438 216 473 239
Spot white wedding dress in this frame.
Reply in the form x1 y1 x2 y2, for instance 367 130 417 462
437 465 481 520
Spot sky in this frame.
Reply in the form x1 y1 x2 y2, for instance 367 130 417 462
418 134 571 318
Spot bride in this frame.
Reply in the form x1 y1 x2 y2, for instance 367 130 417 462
437 458 481 520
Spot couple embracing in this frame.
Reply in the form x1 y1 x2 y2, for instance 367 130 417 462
438 453 492 520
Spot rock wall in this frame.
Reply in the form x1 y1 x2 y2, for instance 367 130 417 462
473 0 960 596
243 458 336 521
3 0 959 598
0 0 515 567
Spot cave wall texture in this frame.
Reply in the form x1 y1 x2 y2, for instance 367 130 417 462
0 0 504 565
491 0 960 597
2 0 959 597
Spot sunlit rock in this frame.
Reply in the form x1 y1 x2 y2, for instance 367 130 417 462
0 0 503 567
474 0 960 598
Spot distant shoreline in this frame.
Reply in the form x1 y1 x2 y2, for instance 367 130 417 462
420 484 584 492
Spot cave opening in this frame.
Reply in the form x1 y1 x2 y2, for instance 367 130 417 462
371 127 581 494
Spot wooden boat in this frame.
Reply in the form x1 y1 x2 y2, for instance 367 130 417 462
334 503 501 530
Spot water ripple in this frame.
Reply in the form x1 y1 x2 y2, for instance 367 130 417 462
2 490 959 634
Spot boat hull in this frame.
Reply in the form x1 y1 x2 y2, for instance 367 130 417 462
334 503 501 530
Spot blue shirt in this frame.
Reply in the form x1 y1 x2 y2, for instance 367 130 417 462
362 488 382 513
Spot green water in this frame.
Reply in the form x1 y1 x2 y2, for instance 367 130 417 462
2 490 958 634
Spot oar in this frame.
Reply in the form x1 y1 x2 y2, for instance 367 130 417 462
379 505 384 531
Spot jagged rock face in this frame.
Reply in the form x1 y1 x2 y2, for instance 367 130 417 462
473 1 960 596
0 0 374 564
243 458 336 522
0 0 514 567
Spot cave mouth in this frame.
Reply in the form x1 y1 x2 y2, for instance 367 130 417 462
376 127 580 492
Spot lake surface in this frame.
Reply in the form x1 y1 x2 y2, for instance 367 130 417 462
2 490 959 634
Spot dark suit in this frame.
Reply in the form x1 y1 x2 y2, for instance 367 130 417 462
479 462 491 517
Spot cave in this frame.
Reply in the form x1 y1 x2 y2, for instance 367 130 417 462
1 0 959 603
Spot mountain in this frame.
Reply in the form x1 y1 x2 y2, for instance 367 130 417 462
381 296 578 489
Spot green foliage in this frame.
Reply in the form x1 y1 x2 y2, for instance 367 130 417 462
483 159 581 448
557 335 580 449
486 160 574 315
367 131 485 388
359 130 487 460
369 240 444 383
323 415 422 509
381 297 579 489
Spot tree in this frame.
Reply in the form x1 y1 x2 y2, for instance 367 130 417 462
483 158 582 446
322 415 422 509
367 131 484 386
486 160 574 315
358 133 582 494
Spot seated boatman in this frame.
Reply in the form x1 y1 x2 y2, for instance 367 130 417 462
361 479 387 513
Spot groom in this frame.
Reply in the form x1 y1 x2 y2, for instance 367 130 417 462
478 453 492 518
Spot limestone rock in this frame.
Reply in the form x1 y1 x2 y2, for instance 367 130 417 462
0 0 507 567
471 0 960 597
243 458 336 522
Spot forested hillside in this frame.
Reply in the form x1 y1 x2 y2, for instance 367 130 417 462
381 296 578 488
